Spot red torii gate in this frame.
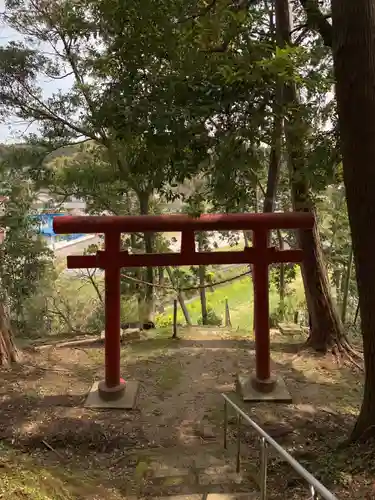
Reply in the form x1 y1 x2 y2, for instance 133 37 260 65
53 212 314 405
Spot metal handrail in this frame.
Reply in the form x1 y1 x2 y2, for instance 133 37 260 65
222 393 338 500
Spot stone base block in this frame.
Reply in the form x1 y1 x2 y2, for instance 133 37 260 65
84 380 139 409
236 374 292 403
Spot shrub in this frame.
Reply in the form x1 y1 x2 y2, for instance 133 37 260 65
198 307 222 326
155 313 174 328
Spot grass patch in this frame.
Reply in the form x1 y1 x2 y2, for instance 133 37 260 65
0 445 123 500
127 337 177 355
159 268 306 331
156 364 182 390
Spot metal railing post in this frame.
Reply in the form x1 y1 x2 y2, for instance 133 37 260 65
221 394 337 500
224 399 228 450
260 437 268 500
236 413 241 473
310 485 319 499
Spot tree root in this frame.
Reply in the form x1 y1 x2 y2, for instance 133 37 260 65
349 424 375 444
304 334 364 371
332 339 364 370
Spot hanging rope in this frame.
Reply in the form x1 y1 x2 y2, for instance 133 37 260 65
120 269 251 292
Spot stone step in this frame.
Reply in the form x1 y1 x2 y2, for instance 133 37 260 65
117 444 260 498
123 460 259 497
127 493 259 499
124 445 258 479
127 494 259 500
278 323 303 335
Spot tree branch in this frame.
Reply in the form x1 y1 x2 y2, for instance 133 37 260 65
298 0 332 48
15 82 99 141
58 34 108 142
180 0 218 23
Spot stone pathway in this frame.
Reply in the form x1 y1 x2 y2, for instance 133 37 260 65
118 443 259 498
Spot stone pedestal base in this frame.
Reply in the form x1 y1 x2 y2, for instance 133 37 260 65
84 380 139 409
98 378 126 401
236 374 292 403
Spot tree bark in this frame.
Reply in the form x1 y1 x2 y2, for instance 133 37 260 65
332 0 375 441
197 234 208 325
138 191 154 322
165 266 192 326
263 67 284 318
243 231 250 247
341 246 353 324
0 303 20 366
263 98 282 215
277 231 286 320
158 267 165 286
276 0 345 351
298 0 332 48
297 222 344 350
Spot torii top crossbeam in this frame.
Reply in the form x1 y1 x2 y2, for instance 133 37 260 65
53 212 313 234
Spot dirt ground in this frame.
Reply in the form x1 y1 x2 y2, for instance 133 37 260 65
0 326 374 499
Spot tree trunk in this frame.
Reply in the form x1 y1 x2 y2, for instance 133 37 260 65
332 269 342 307
263 72 283 318
199 265 208 325
158 267 165 286
276 0 345 351
243 231 250 247
332 0 375 441
198 235 208 325
297 223 344 350
341 246 353 324
277 231 286 320
129 233 143 320
263 97 282 215
165 266 192 326
0 303 20 365
138 191 154 322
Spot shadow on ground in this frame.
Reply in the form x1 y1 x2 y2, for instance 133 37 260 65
0 333 371 499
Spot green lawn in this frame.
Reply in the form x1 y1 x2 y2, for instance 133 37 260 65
157 268 306 331
56 242 306 333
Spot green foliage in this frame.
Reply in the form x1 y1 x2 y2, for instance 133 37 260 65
270 264 297 293
317 184 357 321
198 307 222 326
0 0 354 340
155 312 182 329
0 151 52 333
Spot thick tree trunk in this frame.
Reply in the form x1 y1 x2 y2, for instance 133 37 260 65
297 223 343 350
276 0 345 351
138 191 154 322
0 304 20 365
332 0 375 441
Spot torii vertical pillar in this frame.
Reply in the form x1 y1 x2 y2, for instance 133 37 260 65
87 231 139 409
236 227 292 403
